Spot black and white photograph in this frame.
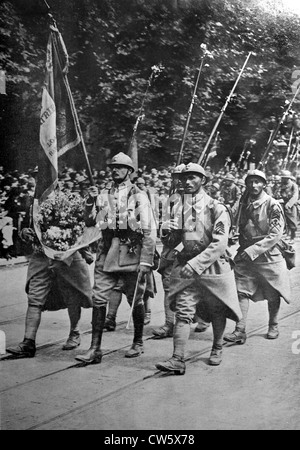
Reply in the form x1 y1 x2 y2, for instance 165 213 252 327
1 0 300 433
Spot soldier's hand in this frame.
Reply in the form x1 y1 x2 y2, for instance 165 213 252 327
87 186 99 201
161 219 179 232
180 264 195 279
20 228 36 243
229 233 239 246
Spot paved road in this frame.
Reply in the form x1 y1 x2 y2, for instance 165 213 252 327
1 243 300 431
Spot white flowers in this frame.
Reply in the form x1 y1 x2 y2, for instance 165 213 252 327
36 191 86 252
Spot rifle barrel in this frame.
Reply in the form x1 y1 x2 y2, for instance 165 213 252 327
198 52 252 165
176 56 206 166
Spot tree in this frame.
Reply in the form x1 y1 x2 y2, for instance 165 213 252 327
2 0 300 172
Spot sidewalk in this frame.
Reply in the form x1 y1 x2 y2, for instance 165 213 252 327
0 256 28 268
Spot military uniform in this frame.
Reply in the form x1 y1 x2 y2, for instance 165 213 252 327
6 216 93 358
280 172 299 242
76 153 156 364
156 163 241 374
220 174 241 208
225 170 291 344
6 250 92 357
152 188 183 339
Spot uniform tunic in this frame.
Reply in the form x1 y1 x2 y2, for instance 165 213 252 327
234 192 291 304
280 180 299 234
86 179 156 308
162 190 242 324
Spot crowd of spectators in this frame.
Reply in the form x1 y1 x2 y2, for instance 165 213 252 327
1 160 300 261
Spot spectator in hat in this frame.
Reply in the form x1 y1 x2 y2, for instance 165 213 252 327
0 216 16 260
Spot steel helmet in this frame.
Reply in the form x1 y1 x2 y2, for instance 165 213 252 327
245 169 267 184
183 163 207 177
108 152 135 172
136 177 145 185
171 164 186 177
236 179 245 186
281 170 292 179
224 173 236 182
182 163 207 185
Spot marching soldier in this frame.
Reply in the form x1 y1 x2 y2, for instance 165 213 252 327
156 163 241 375
271 175 282 200
280 170 299 244
6 230 93 358
224 170 291 345
76 153 156 364
220 173 240 208
152 164 185 339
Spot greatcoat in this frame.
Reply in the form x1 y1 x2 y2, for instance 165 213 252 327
161 189 242 322
234 191 291 304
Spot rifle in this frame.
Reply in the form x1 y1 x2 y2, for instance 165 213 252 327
288 136 300 170
198 52 252 165
283 127 295 170
237 141 250 170
128 64 164 156
176 45 212 166
258 83 300 169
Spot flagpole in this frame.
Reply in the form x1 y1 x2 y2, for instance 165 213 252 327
198 52 252 165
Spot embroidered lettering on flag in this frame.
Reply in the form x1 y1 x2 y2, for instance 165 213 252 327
40 87 57 169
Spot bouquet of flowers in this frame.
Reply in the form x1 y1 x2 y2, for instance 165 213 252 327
35 191 85 251
33 190 102 262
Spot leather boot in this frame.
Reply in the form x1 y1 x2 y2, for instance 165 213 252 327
125 303 145 358
62 331 81 350
63 304 81 350
267 324 279 340
7 338 36 358
152 323 174 339
75 306 106 364
209 346 223 366
104 290 122 332
156 357 186 375
7 305 41 358
223 329 247 344
144 312 151 325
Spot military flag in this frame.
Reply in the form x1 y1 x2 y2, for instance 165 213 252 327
35 25 82 204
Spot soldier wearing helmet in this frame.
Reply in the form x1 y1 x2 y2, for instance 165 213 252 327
152 164 186 340
272 175 282 200
224 169 291 346
76 153 157 364
280 170 299 243
156 163 241 374
207 182 221 200
220 173 240 208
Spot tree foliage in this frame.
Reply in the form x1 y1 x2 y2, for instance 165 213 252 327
1 0 300 171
